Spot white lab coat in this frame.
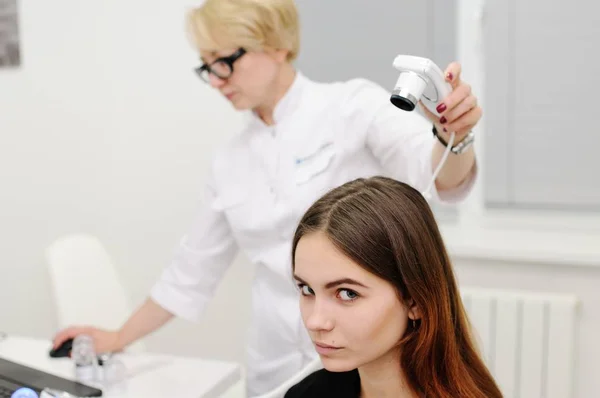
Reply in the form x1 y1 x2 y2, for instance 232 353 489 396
150 71 476 396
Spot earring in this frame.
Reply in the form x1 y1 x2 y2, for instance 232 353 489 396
412 319 416 329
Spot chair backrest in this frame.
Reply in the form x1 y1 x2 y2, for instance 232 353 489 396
252 358 323 398
461 287 579 398
46 234 145 352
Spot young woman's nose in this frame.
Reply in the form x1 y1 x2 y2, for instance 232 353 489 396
305 299 334 332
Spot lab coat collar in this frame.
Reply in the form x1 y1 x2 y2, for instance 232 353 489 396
249 70 307 128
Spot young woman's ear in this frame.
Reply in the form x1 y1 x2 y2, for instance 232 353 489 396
406 298 422 321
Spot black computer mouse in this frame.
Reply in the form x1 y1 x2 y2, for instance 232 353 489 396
49 338 73 358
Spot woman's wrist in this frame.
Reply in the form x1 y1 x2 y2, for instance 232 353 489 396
433 124 473 153
113 329 127 352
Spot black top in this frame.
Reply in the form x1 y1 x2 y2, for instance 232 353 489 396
285 368 361 397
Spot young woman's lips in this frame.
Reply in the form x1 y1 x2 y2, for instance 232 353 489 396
314 342 343 355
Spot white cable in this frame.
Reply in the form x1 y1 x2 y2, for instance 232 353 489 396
422 131 456 200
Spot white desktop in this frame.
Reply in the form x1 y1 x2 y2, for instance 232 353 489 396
0 334 242 398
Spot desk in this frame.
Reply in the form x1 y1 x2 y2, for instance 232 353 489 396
0 335 242 398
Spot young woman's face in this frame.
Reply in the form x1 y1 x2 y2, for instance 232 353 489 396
294 231 411 372
199 47 284 111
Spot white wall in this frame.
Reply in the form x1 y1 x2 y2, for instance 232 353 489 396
0 0 254 363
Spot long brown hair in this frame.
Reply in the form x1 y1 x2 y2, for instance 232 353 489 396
291 176 503 398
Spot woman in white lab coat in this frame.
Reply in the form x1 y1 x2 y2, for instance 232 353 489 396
52 0 482 395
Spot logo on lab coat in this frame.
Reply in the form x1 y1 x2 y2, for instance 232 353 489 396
294 142 336 184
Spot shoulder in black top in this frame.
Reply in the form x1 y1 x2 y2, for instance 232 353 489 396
284 368 361 398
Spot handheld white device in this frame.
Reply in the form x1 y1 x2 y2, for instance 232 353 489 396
390 55 457 200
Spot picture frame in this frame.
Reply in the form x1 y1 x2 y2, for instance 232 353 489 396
0 0 20 67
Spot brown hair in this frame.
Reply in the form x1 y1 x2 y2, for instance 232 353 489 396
292 176 503 398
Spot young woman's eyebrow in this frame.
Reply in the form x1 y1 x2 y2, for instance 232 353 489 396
293 274 368 289
324 278 368 289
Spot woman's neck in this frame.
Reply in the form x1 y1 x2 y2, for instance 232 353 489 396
254 63 296 125
358 350 417 398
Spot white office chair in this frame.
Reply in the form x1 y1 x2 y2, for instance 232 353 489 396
251 358 323 398
45 233 146 353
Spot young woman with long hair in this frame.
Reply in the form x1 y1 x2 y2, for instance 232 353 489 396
287 176 503 398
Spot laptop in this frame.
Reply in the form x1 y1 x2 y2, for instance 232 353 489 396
0 357 102 397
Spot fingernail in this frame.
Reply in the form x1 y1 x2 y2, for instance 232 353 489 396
446 72 453 81
440 116 447 124
443 127 448 132
436 103 446 113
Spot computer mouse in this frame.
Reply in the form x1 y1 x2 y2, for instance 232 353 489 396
48 338 73 358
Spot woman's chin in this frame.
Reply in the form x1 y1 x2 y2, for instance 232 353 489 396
231 101 248 110
320 357 358 373
228 95 251 110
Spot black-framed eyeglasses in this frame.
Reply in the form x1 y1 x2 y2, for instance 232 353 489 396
194 48 246 83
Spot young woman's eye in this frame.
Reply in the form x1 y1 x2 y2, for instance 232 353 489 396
298 284 314 296
338 289 359 301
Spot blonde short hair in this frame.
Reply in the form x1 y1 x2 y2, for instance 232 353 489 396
187 0 300 62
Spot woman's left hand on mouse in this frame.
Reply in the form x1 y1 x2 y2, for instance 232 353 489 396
52 326 121 354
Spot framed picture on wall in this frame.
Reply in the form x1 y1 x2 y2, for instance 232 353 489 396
0 0 20 67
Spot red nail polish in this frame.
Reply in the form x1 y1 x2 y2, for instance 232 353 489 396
446 72 453 81
443 127 448 132
436 103 446 113
440 116 447 124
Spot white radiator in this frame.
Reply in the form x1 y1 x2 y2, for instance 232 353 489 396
461 287 580 398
